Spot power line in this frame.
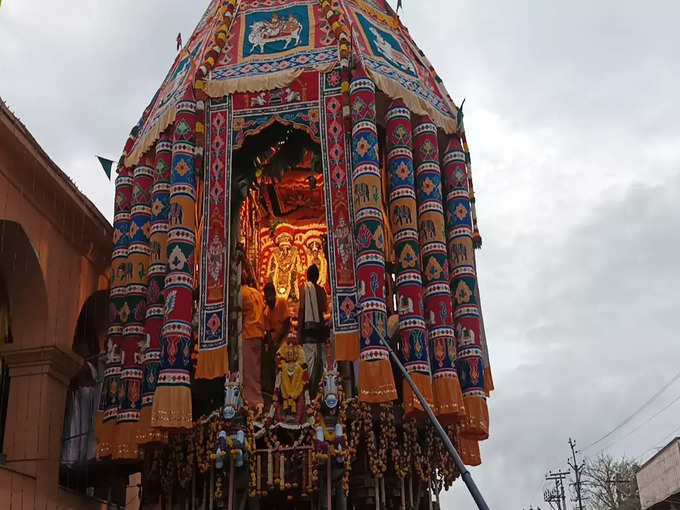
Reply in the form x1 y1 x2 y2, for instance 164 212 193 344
592 391 680 456
583 369 680 451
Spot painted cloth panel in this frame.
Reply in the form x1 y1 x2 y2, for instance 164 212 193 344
342 0 457 132
95 169 131 458
350 68 396 403
441 135 488 440
151 90 198 429
321 69 360 360
413 116 465 422
385 99 433 415
196 96 232 380
137 133 173 445
112 156 154 459
208 0 338 92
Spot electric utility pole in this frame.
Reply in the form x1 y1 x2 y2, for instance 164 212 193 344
544 470 569 510
568 438 585 510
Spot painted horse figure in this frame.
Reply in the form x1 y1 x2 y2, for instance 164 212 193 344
213 373 259 510
314 361 348 510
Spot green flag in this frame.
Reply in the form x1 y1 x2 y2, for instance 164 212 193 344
97 156 114 180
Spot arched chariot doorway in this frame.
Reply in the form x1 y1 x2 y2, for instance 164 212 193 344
194 121 330 417
231 121 328 317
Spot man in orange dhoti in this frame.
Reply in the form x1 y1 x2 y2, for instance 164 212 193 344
241 274 265 409
263 282 291 396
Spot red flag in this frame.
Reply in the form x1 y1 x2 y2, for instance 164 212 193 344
176 33 183 51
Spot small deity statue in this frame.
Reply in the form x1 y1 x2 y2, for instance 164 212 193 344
267 227 303 301
270 336 310 424
305 235 328 289
314 361 348 510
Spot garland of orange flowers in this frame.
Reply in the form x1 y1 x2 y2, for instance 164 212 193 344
388 405 409 480
153 395 465 504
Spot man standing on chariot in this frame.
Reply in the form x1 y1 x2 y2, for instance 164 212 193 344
263 282 291 396
241 272 265 409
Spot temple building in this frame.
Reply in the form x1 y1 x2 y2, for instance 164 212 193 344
0 99 119 507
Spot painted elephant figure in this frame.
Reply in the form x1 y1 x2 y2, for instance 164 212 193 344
392 204 413 227
168 203 184 226
420 219 436 242
451 242 468 265
354 182 370 204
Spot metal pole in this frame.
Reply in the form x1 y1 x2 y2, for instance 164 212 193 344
381 338 491 510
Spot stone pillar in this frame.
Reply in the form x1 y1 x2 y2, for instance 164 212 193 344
1 345 82 507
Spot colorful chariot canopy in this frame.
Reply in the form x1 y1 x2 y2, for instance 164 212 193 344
122 0 460 169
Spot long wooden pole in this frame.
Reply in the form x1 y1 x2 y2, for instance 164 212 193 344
327 457 332 510
209 467 214 510
192 472 196 510
228 458 235 510
381 338 491 510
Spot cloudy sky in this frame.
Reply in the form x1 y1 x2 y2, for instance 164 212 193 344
2 1 680 508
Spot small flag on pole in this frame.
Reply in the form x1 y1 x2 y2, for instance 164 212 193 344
456 98 466 132
177 33 183 51
97 156 115 180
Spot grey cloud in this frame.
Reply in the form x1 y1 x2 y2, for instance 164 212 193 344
446 173 680 508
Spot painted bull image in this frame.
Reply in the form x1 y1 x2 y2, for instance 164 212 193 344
249 14 303 54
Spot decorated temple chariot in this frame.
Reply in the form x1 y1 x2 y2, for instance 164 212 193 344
96 0 493 508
